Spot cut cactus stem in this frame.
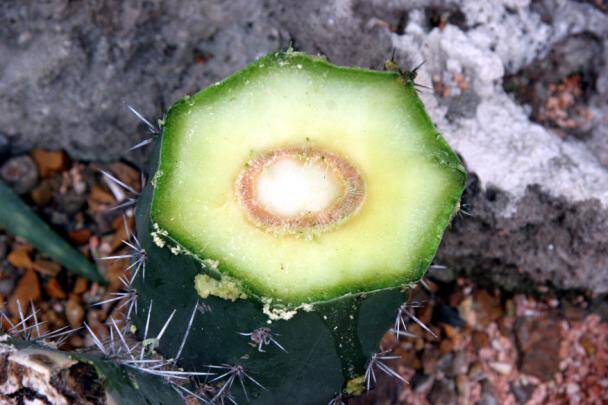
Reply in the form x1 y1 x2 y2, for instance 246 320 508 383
131 50 465 403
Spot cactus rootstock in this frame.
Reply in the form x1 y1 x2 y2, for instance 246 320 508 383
129 50 465 403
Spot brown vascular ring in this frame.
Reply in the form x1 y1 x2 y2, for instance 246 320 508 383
236 147 365 234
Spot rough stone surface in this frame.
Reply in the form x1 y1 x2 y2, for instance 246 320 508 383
1 0 607 293
514 315 562 381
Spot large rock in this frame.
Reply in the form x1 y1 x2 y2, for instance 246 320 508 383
1 0 607 293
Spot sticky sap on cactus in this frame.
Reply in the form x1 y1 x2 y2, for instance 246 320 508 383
135 51 465 403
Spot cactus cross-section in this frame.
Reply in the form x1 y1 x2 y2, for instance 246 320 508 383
134 51 466 403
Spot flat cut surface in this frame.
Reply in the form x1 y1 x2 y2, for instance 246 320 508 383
152 53 465 303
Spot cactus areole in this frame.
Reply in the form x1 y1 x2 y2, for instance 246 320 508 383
135 51 466 403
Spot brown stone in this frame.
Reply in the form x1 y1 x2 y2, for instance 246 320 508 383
473 289 503 327
561 300 587 321
32 258 61 278
30 180 53 206
7 249 33 269
455 375 470 402
44 279 66 299
422 347 440 375
68 334 85 349
88 185 115 206
580 335 597 356
439 339 454 354
111 216 133 250
72 277 88 295
395 347 422 370
418 302 434 325
514 315 561 381
8 269 40 316
68 228 92 246
472 330 490 351
443 324 464 347
450 352 469 376
31 149 69 178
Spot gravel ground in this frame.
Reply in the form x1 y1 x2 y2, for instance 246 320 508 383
1 1 608 403
0 150 606 404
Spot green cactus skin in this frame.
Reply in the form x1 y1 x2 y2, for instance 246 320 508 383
0 180 105 283
133 52 466 403
2 339 183 404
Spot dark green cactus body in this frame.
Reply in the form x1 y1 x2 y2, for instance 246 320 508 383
133 52 466 403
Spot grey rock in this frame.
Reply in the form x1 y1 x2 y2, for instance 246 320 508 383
1 155 38 194
389 0 608 293
0 0 284 164
446 90 480 121
1 0 607 293
53 190 86 215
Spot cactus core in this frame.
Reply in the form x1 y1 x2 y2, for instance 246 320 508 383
236 147 365 235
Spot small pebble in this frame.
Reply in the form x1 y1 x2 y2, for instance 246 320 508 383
1 155 38 194
45 278 66 299
31 149 69 178
68 228 92 245
489 361 512 375
7 249 33 269
8 268 40 316
54 189 87 215
65 296 85 328
72 277 88 295
33 258 62 278
30 180 53 206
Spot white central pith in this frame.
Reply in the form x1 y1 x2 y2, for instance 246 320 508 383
255 156 343 217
